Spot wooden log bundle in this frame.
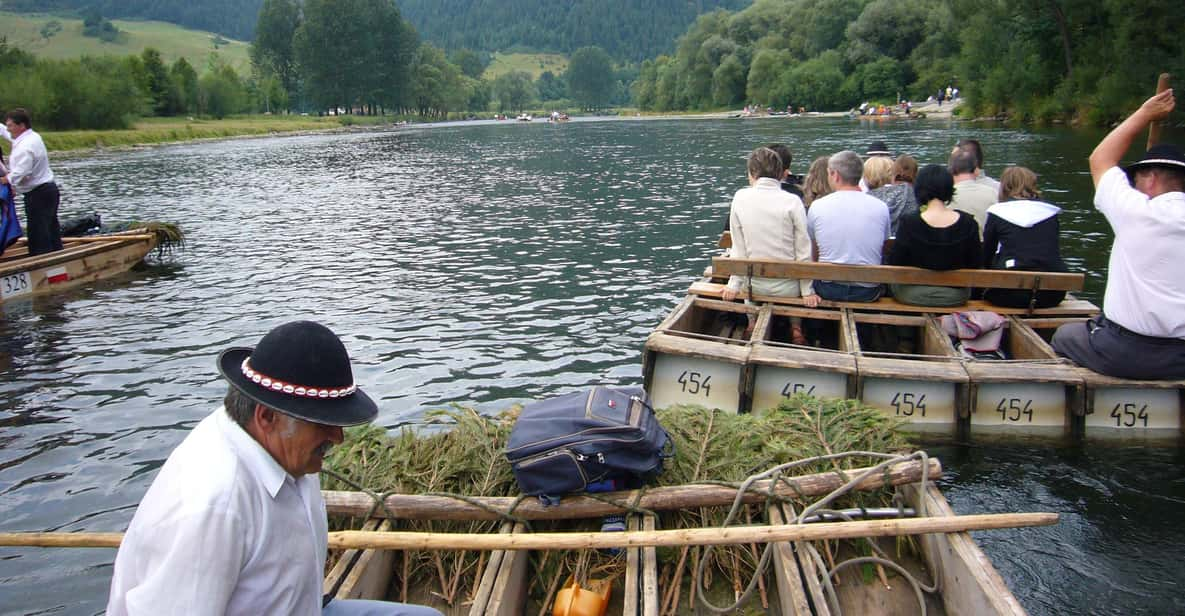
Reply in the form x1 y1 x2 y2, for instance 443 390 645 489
322 458 942 521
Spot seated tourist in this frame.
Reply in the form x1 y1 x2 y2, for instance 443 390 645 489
807 150 891 302
801 156 832 208
1052 90 1185 380
722 147 817 343
981 166 1068 309
949 146 997 236
865 155 918 235
888 164 982 307
892 154 918 187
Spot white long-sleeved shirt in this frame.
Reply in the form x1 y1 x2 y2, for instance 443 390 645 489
727 177 813 297
1095 166 1185 339
107 408 328 616
1 125 54 194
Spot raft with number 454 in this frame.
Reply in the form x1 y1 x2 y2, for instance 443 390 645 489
0 227 180 304
642 244 1184 439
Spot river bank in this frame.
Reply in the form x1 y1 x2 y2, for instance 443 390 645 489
40 100 965 154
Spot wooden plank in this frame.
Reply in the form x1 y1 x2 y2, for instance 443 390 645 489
623 515 641 616
323 519 381 599
467 522 513 615
485 522 529 616
323 459 943 521
1006 317 1060 359
688 281 1099 316
768 504 814 616
643 331 749 362
336 520 395 600
899 484 1028 616
642 515 659 616
712 257 1085 291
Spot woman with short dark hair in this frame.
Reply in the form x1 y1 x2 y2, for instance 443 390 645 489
887 164 982 306
981 166 1068 308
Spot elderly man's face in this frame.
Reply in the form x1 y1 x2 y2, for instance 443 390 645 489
269 411 344 476
5 119 25 139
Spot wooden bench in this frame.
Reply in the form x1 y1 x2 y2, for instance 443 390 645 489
697 257 1097 317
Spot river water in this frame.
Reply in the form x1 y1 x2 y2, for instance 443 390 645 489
0 117 1181 614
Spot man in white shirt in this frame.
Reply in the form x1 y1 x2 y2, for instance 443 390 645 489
107 321 442 616
1052 89 1185 380
1 108 62 255
807 150 891 302
948 147 997 236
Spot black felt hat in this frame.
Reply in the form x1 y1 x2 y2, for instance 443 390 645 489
217 321 378 426
866 141 892 157
1125 143 1185 175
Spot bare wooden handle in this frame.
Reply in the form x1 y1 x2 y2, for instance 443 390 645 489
0 512 1057 551
1148 73 1172 150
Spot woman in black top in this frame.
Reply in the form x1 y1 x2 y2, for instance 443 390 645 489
888 164 983 306
981 166 1068 308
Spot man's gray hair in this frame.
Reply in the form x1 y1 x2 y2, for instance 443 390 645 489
224 386 257 428
828 151 864 187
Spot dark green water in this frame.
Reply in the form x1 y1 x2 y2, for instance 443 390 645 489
0 116 1180 614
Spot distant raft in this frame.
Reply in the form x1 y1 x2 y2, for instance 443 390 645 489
0 223 183 303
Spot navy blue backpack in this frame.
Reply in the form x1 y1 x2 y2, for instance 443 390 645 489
505 386 672 501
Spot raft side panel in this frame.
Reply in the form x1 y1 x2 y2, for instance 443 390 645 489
899 484 1028 616
649 343 739 412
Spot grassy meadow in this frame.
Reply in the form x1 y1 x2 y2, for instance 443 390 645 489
483 52 568 80
0 11 250 71
38 115 399 152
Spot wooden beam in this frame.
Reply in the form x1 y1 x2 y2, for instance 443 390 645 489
0 511 1058 551
711 257 1085 291
322 459 941 521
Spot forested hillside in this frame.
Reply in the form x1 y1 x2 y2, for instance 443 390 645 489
395 0 750 61
634 0 1184 124
4 0 750 61
2 0 261 41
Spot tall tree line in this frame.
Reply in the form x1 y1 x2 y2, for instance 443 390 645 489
0 40 257 130
632 0 1185 124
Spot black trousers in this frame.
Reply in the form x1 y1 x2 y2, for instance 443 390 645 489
1053 315 1185 380
23 181 62 256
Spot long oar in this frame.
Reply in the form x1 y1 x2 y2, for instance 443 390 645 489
1148 73 1172 150
0 511 1056 551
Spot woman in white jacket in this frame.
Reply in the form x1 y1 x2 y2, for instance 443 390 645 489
722 147 818 344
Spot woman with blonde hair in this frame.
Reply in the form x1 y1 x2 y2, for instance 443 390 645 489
802 156 832 207
865 156 918 235
981 166 1068 308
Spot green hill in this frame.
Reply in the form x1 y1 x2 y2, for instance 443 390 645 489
0 11 249 71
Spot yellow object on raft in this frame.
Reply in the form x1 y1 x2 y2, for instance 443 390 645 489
553 576 612 616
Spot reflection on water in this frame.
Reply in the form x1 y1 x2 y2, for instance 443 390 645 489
0 117 1180 614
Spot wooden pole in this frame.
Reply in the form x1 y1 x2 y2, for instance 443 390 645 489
1148 73 1172 150
0 512 1057 551
324 458 942 521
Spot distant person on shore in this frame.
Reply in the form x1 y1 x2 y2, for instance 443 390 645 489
952 139 1000 191
107 321 443 616
807 150 891 302
802 156 833 208
764 143 804 199
0 108 62 255
981 166 1068 309
948 146 997 236
864 155 918 235
723 147 817 343
1052 90 1185 379
888 164 982 307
